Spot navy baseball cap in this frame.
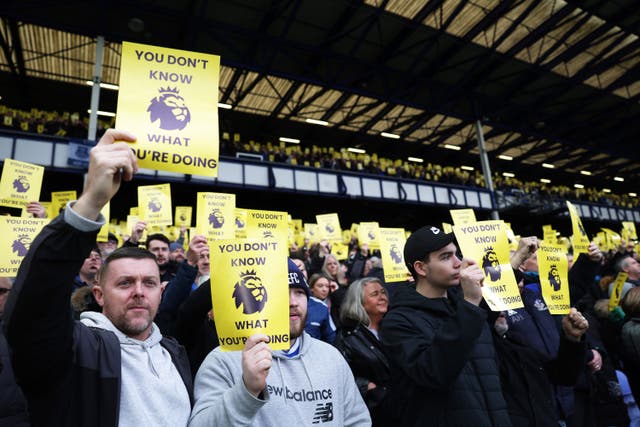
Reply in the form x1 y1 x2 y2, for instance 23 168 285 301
288 258 310 298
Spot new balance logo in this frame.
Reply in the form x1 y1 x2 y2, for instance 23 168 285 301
312 402 333 424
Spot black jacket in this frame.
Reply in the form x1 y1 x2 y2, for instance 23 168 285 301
379 283 511 427
334 320 393 426
3 214 193 427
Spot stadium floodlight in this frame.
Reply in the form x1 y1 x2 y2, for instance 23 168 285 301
574 184 584 189
305 118 329 126
498 155 513 160
540 178 551 183
87 109 116 117
542 163 554 169
614 176 624 182
461 166 474 171
348 147 365 154
218 103 233 109
85 81 119 90
279 137 300 144
381 132 400 139
502 172 515 177
444 144 461 151
407 157 423 163
580 170 592 176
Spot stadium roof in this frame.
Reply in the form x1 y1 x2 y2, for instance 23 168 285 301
0 0 639 193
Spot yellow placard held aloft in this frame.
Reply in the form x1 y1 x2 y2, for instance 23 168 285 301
234 208 248 239
174 206 192 227
453 221 523 311
379 227 410 283
116 42 221 176
245 209 288 242
0 159 44 209
331 242 349 261
542 225 557 243
51 191 77 216
537 243 571 315
196 192 235 241
601 228 622 251
97 202 111 243
621 221 637 242
290 219 303 235
450 208 477 225
316 213 342 242
0 217 48 276
609 272 629 311
442 222 453 234
209 239 289 351
138 184 172 226
566 201 590 256
358 222 380 249
305 223 319 244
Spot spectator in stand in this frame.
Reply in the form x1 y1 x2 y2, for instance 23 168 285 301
97 232 119 260
305 274 336 343
3 129 193 426
334 277 393 426
0 277 29 426
609 255 640 300
170 242 186 264
621 288 640 405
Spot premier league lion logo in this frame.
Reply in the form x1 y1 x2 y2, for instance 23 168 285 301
263 231 274 239
12 234 31 256
325 224 335 233
368 231 376 240
209 209 224 229
482 246 502 282
232 270 268 314
148 198 162 213
548 264 562 291
235 216 245 229
147 87 191 131
390 244 403 264
12 176 30 193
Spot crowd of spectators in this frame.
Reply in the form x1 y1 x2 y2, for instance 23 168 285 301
0 102 636 210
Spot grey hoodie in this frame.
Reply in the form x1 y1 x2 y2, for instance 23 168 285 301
188 332 371 426
80 312 191 426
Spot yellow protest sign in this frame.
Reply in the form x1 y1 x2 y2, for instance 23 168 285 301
196 192 235 241
245 209 288 242
542 225 557 243
566 201 590 256
235 208 248 239
174 206 192 227
537 243 571 315
0 159 44 209
609 272 628 311
379 227 410 283
0 217 48 276
304 223 319 244
450 208 477 225
601 228 621 251
358 222 380 249
138 184 172 226
316 213 342 242
442 222 453 234
116 41 221 176
51 191 77 216
453 221 523 311
331 242 349 261
209 239 289 351
97 202 111 243
622 221 637 242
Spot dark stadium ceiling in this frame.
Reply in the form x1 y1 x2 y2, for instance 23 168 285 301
0 0 639 192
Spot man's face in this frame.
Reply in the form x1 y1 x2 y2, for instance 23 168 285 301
93 258 164 341
289 288 308 340
97 240 117 258
624 257 640 280
147 240 170 269
420 243 462 288
0 277 11 317
522 252 538 272
80 250 102 279
197 250 210 275
170 246 185 263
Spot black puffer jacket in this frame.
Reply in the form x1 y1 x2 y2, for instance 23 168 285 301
379 284 511 427
334 320 393 426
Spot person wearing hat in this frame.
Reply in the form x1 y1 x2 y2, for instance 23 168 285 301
379 225 511 427
189 258 371 426
97 232 119 259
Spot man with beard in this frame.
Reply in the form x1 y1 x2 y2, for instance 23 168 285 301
146 233 177 284
3 129 193 426
188 259 370 426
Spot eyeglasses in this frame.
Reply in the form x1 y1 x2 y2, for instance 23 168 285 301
0 288 10 295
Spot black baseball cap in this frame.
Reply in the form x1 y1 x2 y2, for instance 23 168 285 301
404 226 455 274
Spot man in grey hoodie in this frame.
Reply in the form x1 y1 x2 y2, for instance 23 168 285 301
188 259 371 426
3 129 193 426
